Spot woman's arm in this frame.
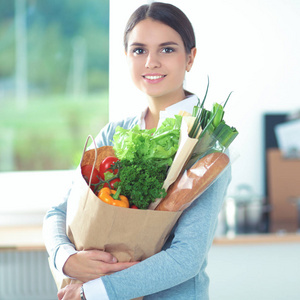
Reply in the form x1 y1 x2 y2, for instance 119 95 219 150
43 188 77 273
99 167 231 299
43 121 116 272
43 118 139 278
43 192 138 282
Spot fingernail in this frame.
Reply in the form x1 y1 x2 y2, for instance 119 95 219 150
112 257 117 263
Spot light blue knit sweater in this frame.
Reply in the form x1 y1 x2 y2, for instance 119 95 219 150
44 109 231 300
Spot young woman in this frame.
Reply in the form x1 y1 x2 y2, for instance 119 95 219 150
44 2 231 300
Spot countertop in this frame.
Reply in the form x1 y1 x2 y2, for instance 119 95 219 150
1 225 300 251
213 232 300 245
0 225 45 251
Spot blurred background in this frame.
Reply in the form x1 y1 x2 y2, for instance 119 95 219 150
0 0 300 299
0 0 109 173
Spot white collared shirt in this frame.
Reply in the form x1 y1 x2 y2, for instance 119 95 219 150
138 94 199 129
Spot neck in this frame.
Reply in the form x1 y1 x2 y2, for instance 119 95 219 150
145 89 187 129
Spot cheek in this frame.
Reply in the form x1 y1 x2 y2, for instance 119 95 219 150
172 56 188 80
171 53 188 69
127 58 142 80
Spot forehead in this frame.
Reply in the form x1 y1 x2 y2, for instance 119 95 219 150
127 18 184 46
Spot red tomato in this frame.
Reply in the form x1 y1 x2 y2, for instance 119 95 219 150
130 205 139 209
104 178 121 189
99 156 119 179
81 165 100 190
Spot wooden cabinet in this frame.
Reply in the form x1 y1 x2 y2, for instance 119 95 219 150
267 148 300 232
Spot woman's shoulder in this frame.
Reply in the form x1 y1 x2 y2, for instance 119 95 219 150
94 115 140 147
107 115 140 130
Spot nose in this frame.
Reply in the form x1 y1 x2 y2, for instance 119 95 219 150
145 52 161 69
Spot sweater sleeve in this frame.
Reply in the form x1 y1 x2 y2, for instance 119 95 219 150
101 167 231 299
43 121 119 269
43 118 139 270
43 186 74 270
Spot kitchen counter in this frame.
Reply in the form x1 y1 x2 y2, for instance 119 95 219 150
1 225 300 251
0 225 45 251
214 232 300 245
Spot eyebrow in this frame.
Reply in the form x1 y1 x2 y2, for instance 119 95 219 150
129 41 179 47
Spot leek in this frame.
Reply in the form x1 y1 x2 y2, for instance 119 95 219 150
213 122 238 149
186 78 239 169
212 103 224 129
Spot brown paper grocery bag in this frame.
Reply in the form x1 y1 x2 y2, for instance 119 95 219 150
50 136 182 299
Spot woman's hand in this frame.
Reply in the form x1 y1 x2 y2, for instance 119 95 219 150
63 249 139 282
57 283 81 300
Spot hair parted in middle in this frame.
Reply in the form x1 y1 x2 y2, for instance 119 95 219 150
124 2 196 54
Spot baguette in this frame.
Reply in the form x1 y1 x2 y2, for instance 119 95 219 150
155 152 229 212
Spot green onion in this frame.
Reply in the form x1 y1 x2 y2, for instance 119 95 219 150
189 108 204 138
200 75 210 109
199 106 220 139
192 105 199 117
223 91 233 108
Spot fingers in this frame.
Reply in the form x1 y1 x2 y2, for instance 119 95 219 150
57 287 65 300
57 284 81 300
63 249 140 282
87 250 140 273
87 249 117 263
85 257 139 275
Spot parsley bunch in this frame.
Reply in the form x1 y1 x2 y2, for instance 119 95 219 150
118 158 167 209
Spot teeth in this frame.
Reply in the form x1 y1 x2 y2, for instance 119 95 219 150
144 75 164 80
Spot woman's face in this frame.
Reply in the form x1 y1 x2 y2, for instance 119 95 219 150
126 18 196 103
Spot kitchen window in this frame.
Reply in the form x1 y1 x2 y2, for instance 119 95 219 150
0 0 109 225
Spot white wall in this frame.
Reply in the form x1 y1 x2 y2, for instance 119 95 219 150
109 0 300 197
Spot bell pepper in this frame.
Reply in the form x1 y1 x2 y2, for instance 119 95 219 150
98 186 129 208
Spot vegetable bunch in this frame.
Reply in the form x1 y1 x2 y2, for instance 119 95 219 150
111 116 182 208
113 116 182 167
82 117 182 209
185 77 238 169
118 158 167 209
82 77 238 210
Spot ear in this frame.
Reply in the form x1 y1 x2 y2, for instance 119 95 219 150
186 47 197 72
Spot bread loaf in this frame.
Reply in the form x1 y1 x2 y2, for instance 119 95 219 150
81 146 115 169
155 152 229 212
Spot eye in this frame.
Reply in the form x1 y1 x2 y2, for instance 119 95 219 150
132 48 146 55
162 47 175 53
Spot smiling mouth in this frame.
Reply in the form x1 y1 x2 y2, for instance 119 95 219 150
143 75 166 80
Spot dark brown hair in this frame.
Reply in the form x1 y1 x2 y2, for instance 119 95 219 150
124 2 196 54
